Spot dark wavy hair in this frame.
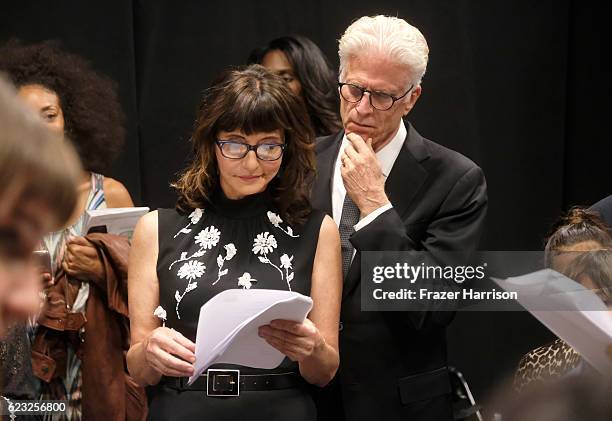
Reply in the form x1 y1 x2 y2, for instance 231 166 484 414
248 35 342 137
0 39 125 174
173 65 316 225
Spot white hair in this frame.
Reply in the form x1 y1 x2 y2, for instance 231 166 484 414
338 15 429 87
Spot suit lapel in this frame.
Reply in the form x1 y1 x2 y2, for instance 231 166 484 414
312 131 344 216
384 123 429 219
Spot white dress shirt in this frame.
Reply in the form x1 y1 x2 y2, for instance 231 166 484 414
332 120 407 235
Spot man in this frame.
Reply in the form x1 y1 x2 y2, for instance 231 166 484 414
312 16 488 420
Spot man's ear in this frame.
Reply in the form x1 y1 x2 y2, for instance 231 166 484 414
403 85 422 117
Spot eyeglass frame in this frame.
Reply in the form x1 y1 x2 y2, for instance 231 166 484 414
215 140 287 161
337 82 414 111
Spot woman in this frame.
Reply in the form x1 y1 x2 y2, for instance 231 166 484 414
0 40 142 420
248 35 342 137
127 65 341 420
514 208 611 391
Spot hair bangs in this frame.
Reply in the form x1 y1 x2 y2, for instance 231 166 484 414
214 85 289 137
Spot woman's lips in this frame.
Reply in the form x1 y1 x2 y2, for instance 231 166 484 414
237 175 262 182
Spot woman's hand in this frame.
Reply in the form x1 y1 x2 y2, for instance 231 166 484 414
143 327 196 377
62 236 105 282
258 318 325 362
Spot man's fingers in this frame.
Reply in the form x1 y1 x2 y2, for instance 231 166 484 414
346 132 368 152
67 236 89 246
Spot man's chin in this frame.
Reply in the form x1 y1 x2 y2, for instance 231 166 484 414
345 123 373 140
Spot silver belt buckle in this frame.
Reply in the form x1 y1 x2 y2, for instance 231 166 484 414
206 369 240 397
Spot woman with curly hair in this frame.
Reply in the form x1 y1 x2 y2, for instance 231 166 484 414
127 65 341 420
0 40 144 420
248 35 342 137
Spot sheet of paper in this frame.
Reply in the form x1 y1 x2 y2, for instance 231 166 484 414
188 289 313 385
84 207 149 237
494 269 612 374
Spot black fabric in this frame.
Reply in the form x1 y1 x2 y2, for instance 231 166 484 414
150 189 325 420
312 123 487 421
2 0 610 403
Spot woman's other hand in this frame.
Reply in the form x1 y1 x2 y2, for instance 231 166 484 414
258 318 325 362
143 327 196 377
62 235 104 281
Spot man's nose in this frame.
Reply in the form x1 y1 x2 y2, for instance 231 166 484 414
355 92 374 114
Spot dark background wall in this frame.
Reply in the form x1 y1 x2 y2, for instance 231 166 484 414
2 0 610 404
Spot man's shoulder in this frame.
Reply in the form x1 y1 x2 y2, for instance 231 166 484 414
405 123 482 179
315 131 343 154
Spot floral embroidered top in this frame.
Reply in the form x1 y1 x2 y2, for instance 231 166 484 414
155 188 326 375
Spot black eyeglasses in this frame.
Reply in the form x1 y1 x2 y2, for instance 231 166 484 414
215 140 286 161
338 82 414 111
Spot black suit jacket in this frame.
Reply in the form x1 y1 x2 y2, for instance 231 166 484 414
312 122 488 421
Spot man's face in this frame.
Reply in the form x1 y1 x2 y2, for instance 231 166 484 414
340 53 421 150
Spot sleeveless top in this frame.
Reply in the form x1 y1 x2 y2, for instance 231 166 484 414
39 172 107 421
155 188 325 375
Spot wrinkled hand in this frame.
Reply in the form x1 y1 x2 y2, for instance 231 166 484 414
258 318 325 362
144 327 196 377
341 133 390 217
62 236 104 281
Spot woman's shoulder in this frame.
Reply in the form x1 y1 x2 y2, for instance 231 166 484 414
102 176 134 207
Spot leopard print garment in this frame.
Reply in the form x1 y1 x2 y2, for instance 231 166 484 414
514 338 582 392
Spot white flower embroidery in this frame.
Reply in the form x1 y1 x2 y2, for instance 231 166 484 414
267 211 299 238
177 260 206 281
238 272 257 289
280 254 295 290
169 224 221 270
280 254 293 269
267 211 283 226
252 232 277 255
212 243 237 286
190 208 203 224
174 208 204 238
195 226 221 250
153 305 167 327
225 243 237 260
251 232 295 291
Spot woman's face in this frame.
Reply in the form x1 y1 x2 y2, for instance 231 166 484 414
261 50 302 97
214 129 284 200
17 84 65 134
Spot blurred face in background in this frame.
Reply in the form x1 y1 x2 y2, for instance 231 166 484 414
17 84 65 134
261 50 302 97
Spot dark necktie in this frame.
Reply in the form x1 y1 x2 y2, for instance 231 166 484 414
339 194 360 277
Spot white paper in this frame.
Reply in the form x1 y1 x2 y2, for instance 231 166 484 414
83 207 149 238
188 289 313 385
494 269 612 374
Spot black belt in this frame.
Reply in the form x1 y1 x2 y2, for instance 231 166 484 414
163 370 305 396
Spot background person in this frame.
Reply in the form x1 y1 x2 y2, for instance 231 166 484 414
248 35 342 136
0 40 144 420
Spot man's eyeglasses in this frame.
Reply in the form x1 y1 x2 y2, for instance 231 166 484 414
215 140 286 161
338 82 414 111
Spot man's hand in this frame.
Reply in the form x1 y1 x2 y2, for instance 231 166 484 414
62 236 105 282
340 133 390 217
